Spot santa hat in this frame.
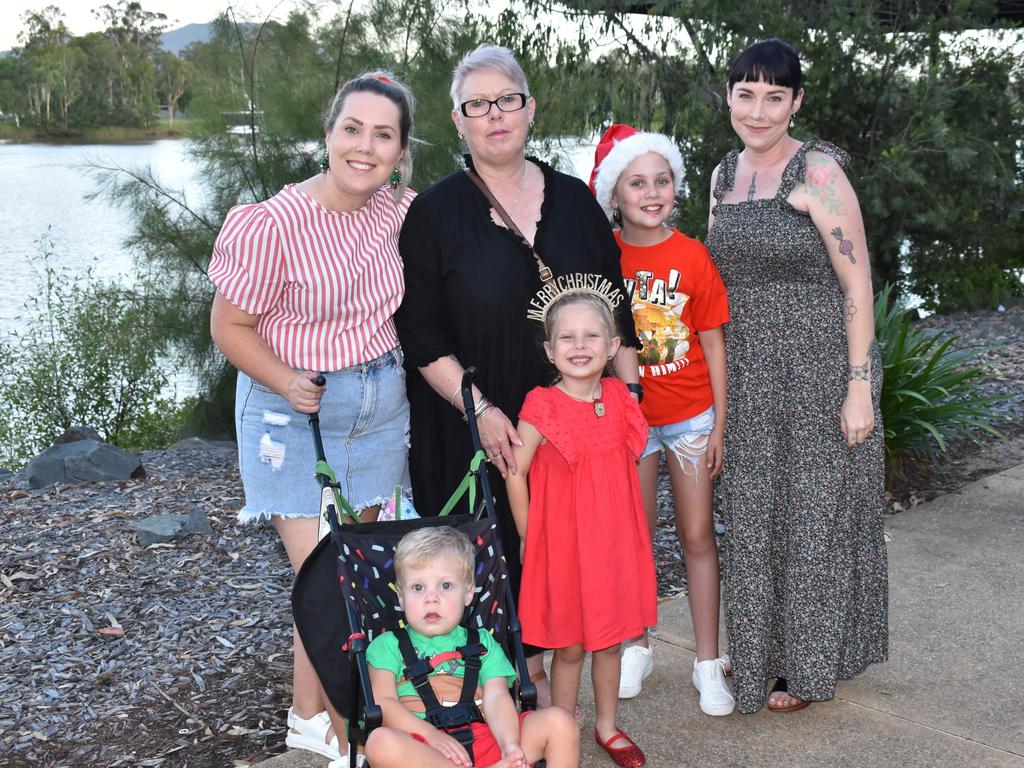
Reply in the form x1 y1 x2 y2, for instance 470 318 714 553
588 123 685 222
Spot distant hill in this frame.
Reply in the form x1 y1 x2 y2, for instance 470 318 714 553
160 23 212 55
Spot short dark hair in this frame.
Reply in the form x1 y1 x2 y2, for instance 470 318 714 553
728 38 802 95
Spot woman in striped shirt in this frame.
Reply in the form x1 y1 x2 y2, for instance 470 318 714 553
209 72 415 763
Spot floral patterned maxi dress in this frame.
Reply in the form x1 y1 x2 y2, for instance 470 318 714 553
704 140 888 713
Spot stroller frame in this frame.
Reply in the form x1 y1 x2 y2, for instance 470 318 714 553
297 368 538 768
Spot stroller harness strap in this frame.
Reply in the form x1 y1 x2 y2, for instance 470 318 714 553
393 627 487 759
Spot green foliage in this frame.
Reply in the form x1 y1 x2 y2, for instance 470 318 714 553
496 0 1024 311
2 1 167 131
0 241 186 468
874 284 1005 478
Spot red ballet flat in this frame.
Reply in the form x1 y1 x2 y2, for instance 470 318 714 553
595 727 645 768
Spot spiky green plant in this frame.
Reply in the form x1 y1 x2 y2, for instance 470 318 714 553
875 284 1005 478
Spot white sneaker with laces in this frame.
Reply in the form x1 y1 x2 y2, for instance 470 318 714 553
691 658 735 716
618 645 653 699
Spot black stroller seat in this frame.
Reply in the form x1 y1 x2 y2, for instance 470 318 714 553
292 370 538 768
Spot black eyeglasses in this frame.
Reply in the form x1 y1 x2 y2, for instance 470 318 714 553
459 93 528 118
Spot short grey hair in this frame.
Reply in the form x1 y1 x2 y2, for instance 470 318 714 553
450 44 530 110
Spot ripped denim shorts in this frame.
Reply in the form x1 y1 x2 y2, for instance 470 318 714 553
641 405 716 476
234 348 410 524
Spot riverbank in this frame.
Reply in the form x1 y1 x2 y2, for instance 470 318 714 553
1 306 1021 765
0 119 196 143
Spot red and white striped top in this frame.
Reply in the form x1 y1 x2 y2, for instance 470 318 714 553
209 184 414 371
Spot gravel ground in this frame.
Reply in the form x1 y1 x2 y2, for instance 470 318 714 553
1 306 1021 766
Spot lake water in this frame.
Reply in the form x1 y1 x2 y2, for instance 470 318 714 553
0 139 203 398
0 139 200 333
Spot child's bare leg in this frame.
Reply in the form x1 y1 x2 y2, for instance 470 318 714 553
518 707 579 768
592 643 630 746
667 453 720 662
620 452 661 651
364 727 464 768
550 644 585 715
526 652 551 708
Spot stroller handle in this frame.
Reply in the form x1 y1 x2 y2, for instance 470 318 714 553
308 373 328 461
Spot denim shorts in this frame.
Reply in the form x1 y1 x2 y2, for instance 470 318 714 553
234 349 411 523
641 405 716 474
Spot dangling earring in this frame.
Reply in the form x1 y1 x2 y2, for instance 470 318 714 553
318 150 330 174
789 113 796 128
389 164 402 190
457 132 464 141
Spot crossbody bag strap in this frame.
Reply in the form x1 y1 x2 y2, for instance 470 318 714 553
464 168 554 286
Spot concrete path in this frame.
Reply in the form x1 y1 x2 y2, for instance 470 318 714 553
255 463 1024 767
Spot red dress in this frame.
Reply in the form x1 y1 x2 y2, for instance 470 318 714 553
518 377 658 651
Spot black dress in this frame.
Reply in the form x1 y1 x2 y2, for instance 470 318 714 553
395 156 639 620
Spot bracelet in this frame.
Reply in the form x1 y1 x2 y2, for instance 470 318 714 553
626 382 644 403
462 396 495 422
449 384 462 409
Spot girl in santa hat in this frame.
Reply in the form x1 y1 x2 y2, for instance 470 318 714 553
590 125 734 716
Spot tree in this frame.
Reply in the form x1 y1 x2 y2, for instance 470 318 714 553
491 0 1024 310
155 51 192 130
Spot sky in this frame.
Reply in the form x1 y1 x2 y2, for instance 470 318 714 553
0 0 293 51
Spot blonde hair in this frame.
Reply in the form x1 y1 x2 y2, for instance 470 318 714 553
323 70 415 202
543 290 619 342
394 526 475 588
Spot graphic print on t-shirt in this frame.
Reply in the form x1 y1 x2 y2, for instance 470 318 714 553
625 269 692 375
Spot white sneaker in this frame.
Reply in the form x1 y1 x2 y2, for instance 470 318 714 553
691 658 735 716
618 645 653 699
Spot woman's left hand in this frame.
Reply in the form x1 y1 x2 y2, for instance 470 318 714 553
841 385 874 447
478 406 523 479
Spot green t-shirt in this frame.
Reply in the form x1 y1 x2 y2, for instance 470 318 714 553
366 626 517 719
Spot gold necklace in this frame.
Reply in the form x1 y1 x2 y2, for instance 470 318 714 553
557 382 605 417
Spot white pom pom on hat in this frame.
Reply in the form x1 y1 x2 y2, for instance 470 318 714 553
588 123 685 222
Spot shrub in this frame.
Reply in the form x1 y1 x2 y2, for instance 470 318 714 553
875 284 1005 479
0 243 187 468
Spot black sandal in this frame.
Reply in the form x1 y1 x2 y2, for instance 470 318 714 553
766 677 810 713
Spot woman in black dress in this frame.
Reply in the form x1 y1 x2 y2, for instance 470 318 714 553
395 43 640 701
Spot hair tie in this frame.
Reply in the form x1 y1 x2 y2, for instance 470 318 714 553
376 75 393 85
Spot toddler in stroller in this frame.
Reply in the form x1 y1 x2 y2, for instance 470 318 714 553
363 526 577 767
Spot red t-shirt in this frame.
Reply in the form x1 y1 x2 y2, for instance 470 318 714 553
616 229 729 426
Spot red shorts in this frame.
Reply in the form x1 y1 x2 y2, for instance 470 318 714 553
410 711 532 766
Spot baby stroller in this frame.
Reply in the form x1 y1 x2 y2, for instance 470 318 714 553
292 369 538 768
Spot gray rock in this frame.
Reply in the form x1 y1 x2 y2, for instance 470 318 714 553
53 426 103 445
27 440 145 489
136 505 214 548
0 468 13 483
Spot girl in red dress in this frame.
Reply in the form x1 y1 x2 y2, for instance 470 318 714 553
507 278 657 768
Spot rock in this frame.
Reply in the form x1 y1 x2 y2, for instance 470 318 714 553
0 468 13 483
53 426 104 445
169 437 209 451
27 440 145 488
136 505 214 547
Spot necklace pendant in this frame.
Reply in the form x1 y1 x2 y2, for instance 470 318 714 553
593 399 606 417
